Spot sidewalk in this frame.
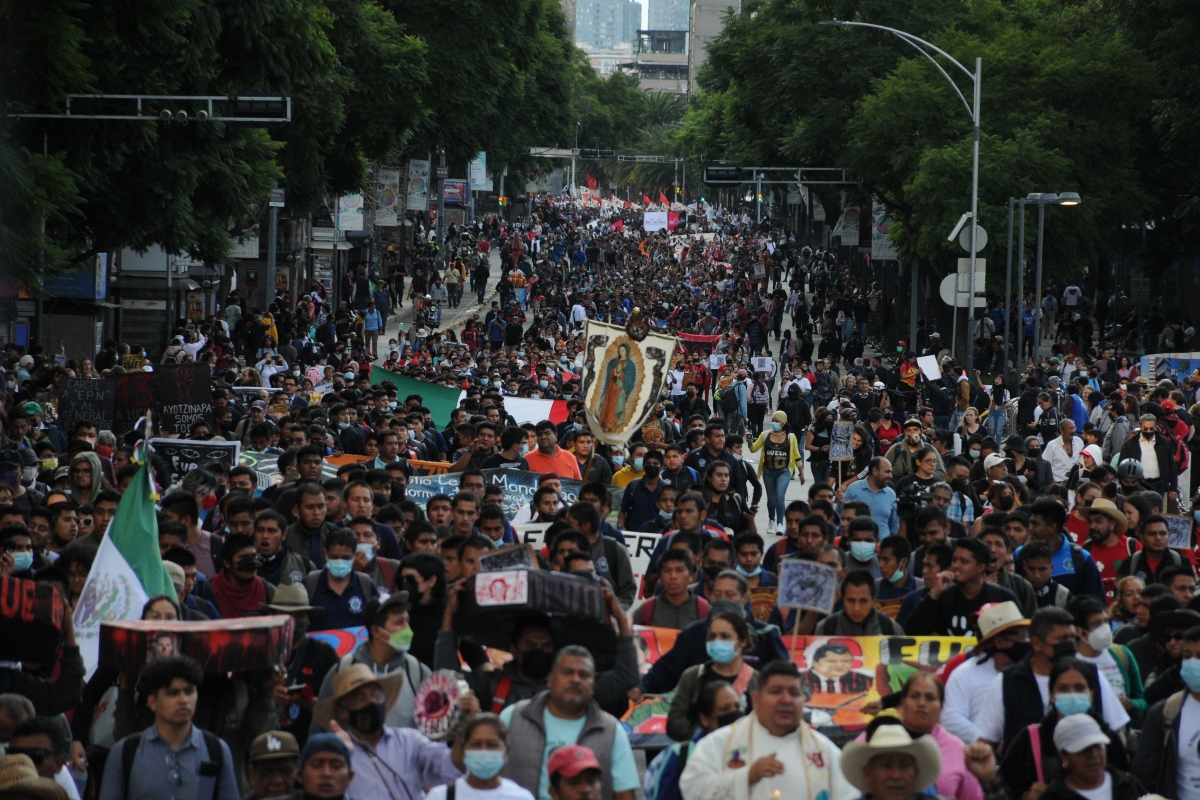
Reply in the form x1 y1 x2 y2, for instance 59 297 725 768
371 249 503 364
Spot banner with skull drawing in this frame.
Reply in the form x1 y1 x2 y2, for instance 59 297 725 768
581 319 679 447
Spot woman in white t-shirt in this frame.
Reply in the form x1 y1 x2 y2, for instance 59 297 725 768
427 714 535 800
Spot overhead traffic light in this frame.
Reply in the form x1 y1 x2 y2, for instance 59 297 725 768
498 196 507 206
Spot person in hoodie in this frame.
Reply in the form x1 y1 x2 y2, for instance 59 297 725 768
67 451 105 505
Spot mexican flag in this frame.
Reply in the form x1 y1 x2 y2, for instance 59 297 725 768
73 448 177 678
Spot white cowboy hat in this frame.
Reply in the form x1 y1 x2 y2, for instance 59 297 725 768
976 601 1030 644
842 724 942 793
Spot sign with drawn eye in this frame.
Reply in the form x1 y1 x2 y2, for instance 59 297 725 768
150 439 241 483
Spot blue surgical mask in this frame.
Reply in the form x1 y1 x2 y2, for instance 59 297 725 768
771 421 783 432
539 380 549 389
12 551 33 572
633 457 644 471
327 559 353 579
1193 510 1200 525
849 541 876 562
408 429 416 440
658 508 674 520
520 444 530 456
1053 693 1092 717
338 422 350 430
481 378 490 386
887 568 907 584
356 543 375 559
706 639 738 665
735 563 762 578
1183 658 1200 692
463 749 506 780
612 455 625 467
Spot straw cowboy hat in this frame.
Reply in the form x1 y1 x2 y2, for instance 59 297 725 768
1085 498 1128 535
975 601 1031 645
312 663 405 731
842 724 943 793
261 582 324 614
0 755 68 800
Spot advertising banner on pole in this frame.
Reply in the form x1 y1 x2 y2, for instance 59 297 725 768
337 195 364 231
376 169 401 226
407 159 431 212
469 153 490 192
872 200 899 260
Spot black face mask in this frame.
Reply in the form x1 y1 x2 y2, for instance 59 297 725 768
519 649 555 681
235 554 261 572
1051 641 1078 660
347 701 386 734
702 565 723 582
996 496 1015 511
715 710 743 729
996 640 1031 663
1142 430 1155 439
402 575 421 597
643 464 661 480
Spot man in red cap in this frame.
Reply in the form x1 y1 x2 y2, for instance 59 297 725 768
547 746 602 800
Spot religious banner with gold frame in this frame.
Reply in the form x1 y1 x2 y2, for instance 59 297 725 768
580 314 679 446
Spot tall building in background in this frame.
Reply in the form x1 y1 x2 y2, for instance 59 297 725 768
561 0 578 40
576 0 642 49
648 0 689 31
688 0 740 93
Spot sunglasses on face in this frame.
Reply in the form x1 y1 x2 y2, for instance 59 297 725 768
8 747 52 765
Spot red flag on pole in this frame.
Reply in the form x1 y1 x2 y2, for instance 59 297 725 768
642 195 652 205
659 191 670 205
624 200 632 209
586 174 597 191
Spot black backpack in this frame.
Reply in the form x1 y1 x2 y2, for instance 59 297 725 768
121 728 224 799
719 385 739 413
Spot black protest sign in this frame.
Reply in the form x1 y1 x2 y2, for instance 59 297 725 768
155 364 214 435
0 577 66 664
111 371 158 434
152 439 241 483
58 379 115 435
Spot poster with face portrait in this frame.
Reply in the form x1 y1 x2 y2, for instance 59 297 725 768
580 320 679 446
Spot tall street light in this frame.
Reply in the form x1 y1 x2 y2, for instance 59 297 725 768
1007 191 1081 368
821 19 980 364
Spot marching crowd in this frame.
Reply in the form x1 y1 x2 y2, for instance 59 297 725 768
3 201 1200 800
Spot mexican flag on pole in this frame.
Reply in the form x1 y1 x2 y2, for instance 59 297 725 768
73 444 177 678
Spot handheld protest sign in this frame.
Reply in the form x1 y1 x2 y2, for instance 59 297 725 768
414 670 471 740
778 559 838 615
0 577 66 664
829 421 855 461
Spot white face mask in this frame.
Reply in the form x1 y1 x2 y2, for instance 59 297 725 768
1087 624 1113 652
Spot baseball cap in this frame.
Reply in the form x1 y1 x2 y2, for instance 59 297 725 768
902 417 922 430
1053 714 1110 754
251 400 268 410
983 453 1006 470
546 745 602 780
250 731 300 763
163 561 186 594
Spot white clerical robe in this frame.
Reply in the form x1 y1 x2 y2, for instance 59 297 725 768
679 715 855 800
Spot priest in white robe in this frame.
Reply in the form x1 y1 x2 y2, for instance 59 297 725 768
680 661 856 800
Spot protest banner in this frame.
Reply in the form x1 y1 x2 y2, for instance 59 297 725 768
151 439 241 484
406 469 626 522
621 630 974 747
751 356 775 373
155 363 214 434
916 355 942 382
515 522 661 599
778 560 838 614
100 616 293 674
1165 515 1192 549
0 577 66 664
57 378 114 434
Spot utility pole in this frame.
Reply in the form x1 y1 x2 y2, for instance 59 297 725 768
436 147 446 263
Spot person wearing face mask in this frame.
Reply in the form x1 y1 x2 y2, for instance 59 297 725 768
313 594 433 735
261 585 338 747
617 449 665 532
644 682 742 800
665 611 757 742
1070 596 1146 727
426 715 534 800
611 443 648 489
885 418 946 482
313 663 470 800
976 607 1130 753
209 534 276 619
1119 413 1180 500
304 529 380 631
1130 624 1200 798
941 602 1032 744
1000 658 1130 800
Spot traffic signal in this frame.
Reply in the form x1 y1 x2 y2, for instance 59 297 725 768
498 196 506 206
757 193 763 203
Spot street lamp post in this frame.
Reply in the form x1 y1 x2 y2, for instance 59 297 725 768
1008 191 1081 366
821 20 981 365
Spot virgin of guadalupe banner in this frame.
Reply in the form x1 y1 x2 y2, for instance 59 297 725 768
580 319 678 446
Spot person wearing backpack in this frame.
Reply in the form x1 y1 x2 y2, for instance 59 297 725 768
1131 626 1200 797
304 528 380 631
99 655 238 800
310 594 430 736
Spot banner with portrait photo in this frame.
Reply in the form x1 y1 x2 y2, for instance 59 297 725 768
580 320 679 446
621 633 974 747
